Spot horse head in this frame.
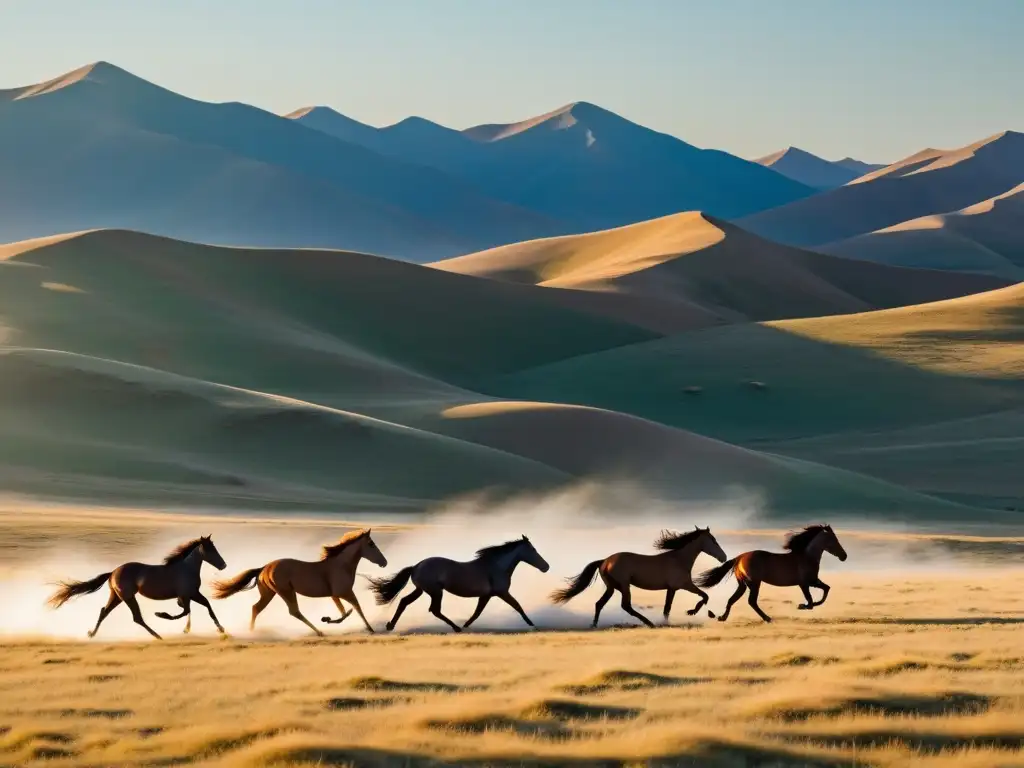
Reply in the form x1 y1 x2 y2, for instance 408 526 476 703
199 535 227 571
697 526 728 563
519 535 550 573
361 529 388 568
821 525 847 562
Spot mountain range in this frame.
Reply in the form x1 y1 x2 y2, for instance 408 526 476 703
755 147 882 189
0 62 812 260
1 59 1023 523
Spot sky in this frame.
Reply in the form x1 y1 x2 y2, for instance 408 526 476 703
3 0 1023 163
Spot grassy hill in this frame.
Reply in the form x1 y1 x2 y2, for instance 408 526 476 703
2 228 1006 519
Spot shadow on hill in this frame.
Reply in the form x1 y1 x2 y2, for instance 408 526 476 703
483 319 1023 513
488 320 1022 444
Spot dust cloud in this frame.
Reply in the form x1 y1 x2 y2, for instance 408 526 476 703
0 482 1004 640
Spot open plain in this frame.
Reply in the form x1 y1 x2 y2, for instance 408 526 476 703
2 509 1023 768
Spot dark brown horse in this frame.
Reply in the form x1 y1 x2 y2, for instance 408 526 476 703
695 524 847 623
550 527 727 627
212 530 386 636
369 535 549 633
47 536 228 639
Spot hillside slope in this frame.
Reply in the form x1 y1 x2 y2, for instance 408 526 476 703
821 183 1024 281
739 131 1024 247
433 212 1008 323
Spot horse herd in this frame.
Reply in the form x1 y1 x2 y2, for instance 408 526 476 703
46 524 848 639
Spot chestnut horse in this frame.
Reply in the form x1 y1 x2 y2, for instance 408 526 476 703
212 529 386 636
47 535 228 640
369 535 549 633
696 524 847 623
550 527 727 627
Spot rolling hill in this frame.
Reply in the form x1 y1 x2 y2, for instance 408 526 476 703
820 182 1024 281
492 283 1024 508
755 147 866 189
739 131 1024 247
290 101 815 231
0 228 995 518
0 62 558 259
432 212 1009 324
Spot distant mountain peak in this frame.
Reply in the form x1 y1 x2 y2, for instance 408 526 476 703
756 146 864 189
10 60 155 102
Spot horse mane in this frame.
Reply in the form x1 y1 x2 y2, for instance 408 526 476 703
320 529 369 560
163 537 204 564
783 525 829 553
475 536 526 561
654 528 706 551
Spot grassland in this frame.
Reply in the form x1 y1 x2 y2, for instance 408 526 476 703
2 511 1023 767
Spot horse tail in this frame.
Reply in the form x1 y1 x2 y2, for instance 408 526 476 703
695 557 737 589
549 560 603 604
211 567 262 600
47 572 112 609
367 566 414 605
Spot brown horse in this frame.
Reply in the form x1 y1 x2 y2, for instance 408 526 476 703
47 535 228 640
369 535 549 633
212 529 386 636
695 524 847 623
550 527 728 627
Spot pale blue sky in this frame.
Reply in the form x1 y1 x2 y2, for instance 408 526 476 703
4 0 1022 162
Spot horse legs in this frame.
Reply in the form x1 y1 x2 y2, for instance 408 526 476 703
88 590 122 638
810 578 830 607
463 596 491 628
592 584 615 627
279 590 324 637
339 590 374 633
497 591 534 628
797 584 815 610
684 586 710 616
191 592 225 634
619 585 655 627
717 582 747 622
321 596 352 625
386 587 422 631
121 592 162 640
155 597 192 633
663 589 676 622
427 590 461 633
250 581 275 631
747 581 772 623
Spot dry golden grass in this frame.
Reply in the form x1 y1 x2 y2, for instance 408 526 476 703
2 511 1024 766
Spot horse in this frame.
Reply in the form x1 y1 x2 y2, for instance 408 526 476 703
369 535 549 633
46 535 228 640
550 527 728 627
695 524 847 623
211 529 386 636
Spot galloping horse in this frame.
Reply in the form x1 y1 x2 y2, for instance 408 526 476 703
212 529 386 636
47 535 228 640
696 524 847 623
369 535 549 633
550 527 727 627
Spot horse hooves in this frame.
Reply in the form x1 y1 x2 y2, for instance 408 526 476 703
717 615 728 622
154 612 171 620
320 616 331 623
707 610 716 619
87 631 96 639
686 609 698 616
798 604 810 610
385 623 395 632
